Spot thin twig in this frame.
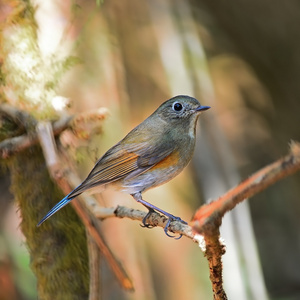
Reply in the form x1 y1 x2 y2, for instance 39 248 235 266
0 103 108 158
112 205 195 240
192 141 300 233
87 235 101 300
72 199 134 292
0 115 73 158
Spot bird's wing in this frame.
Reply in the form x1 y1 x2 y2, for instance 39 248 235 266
69 141 175 197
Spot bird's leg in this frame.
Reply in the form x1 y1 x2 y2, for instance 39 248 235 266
131 193 187 239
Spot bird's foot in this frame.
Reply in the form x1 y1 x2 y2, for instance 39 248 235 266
163 215 187 239
132 193 187 239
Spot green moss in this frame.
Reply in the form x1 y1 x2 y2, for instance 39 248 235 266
8 145 89 299
1 2 90 297
0 1 80 121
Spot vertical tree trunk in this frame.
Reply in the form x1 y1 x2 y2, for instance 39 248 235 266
8 145 89 300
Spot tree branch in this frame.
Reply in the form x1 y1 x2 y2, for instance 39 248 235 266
36 121 134 292
0 103 37 129
191 141 300 300
109 205 196 240
0 113 72 159
0 103 108 159
192 141 300 233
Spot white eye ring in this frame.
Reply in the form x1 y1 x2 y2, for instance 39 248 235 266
172 102 183 112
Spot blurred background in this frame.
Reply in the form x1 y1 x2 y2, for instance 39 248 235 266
1 0 300 299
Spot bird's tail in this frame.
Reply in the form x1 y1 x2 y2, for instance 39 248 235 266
37 194 74 226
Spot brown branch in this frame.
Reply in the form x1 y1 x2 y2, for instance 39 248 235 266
71 199 134 292
192 141 300 233
0 114 73 159
0 103 108 159
0 103 37 129
36 121 134 292
205 228 227 300
191 141 300 300
87 235 101 300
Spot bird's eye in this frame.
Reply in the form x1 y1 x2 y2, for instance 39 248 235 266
172 102 183 112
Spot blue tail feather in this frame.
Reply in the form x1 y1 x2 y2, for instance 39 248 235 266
37 194 74 226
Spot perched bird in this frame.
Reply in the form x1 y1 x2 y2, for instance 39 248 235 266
38 95 210 238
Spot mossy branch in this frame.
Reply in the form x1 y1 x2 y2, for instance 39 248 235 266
7 145 90 300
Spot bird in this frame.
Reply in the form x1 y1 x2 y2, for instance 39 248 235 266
37 95 210 238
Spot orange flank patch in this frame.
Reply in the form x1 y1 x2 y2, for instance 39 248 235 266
151 150 180 170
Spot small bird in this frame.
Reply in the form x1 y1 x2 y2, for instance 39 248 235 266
38 95 210 238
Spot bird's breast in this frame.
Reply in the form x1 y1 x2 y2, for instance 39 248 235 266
120 138 195 195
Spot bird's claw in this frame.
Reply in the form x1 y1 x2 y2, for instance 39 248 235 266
140 208 155 228
163 216 186 239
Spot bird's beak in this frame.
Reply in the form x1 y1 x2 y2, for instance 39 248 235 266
196 105 210 112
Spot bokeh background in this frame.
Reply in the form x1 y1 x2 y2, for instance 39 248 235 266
1 0 300 299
